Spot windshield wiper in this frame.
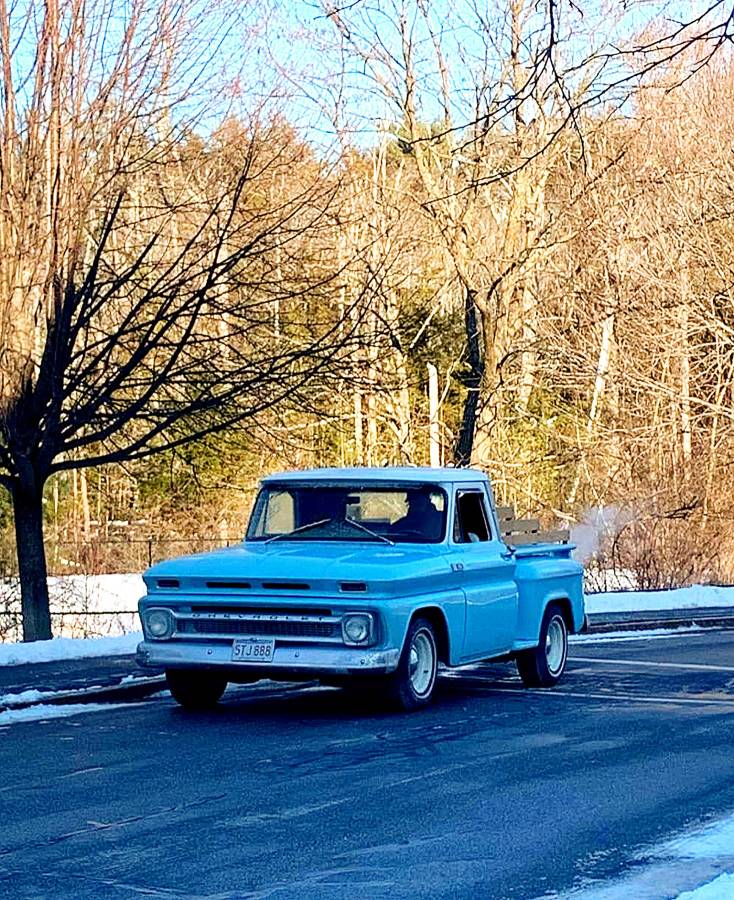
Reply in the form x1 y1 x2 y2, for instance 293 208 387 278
264 518 333 544
264 516 394 546
344 517 394 545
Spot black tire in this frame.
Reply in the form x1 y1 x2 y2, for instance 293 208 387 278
166 669 227 710
516 603 569 688
383 617 438 712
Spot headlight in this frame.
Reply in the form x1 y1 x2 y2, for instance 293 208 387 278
145 608 174 639
342 613 374 646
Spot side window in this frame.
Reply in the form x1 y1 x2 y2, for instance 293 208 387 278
454 492 491 543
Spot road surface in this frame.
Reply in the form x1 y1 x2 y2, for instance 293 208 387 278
2 630 734 900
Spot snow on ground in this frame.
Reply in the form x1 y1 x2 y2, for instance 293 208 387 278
675 874 734 899
557 811 734 900
666 813 734 899
662 812 734 863
0 674 160 709
46 573 144 612
1 573 144 641
585 585 734 615
0 701 141 727
0 632 141 665
570 626 705 644
0 687 68 706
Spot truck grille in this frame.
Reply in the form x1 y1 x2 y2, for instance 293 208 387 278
174 612 342 643
189 619 338 639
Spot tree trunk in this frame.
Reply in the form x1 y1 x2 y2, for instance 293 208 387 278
12 474 52 641
80 468 91 540
678 295 692 472
518 278 537 410
455 288 483 465
353 391 363 465
427 362 441 467
566 302 615 509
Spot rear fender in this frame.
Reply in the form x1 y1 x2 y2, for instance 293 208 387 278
514 580 585 648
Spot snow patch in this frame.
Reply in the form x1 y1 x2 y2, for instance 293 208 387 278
1 573 144 641
0 677 162 708
570 626 704 644
554 811 734 900
0 687 65 706
586 585 734 614
0 701 139 726
46 573 145 613
676 874 734 900
0 632 141 666
663 813 734 860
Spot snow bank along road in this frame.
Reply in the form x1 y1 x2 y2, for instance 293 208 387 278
1 631 734 900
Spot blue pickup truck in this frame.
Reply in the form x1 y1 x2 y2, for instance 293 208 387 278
137 467 585 711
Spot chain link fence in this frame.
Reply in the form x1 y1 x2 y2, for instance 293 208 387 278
44 536 239 575
0 536 239 643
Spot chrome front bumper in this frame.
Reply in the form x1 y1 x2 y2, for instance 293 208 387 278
136 640 400 676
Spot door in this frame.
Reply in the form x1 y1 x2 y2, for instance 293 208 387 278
450 487 519 660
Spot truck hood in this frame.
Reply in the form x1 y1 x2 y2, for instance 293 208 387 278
143 540 451 598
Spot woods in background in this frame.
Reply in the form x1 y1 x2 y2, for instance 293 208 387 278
3 0 734 637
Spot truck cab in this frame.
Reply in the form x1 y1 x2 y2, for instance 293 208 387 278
137 467 585 711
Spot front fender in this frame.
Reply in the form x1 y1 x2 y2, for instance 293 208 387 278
387 594 464 666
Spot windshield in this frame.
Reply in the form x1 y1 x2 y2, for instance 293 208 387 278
247 484 447 543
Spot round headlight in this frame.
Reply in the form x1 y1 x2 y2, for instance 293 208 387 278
146 609 173 639
343 614 371 644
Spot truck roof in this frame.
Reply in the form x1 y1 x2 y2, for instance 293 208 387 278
261 466 488 485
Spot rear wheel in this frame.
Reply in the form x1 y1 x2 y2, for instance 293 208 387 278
383 617 438 711
516 603 568 688
166 669 227 710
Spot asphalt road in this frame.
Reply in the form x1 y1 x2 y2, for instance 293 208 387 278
2 631 734 900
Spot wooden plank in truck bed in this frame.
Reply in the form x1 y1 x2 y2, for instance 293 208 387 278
508 529 570 546
498 506 569 545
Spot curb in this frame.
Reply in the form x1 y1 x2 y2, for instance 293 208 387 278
0 675 167 714
0 675 319 713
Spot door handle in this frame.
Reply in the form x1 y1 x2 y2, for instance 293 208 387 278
451 562 465 572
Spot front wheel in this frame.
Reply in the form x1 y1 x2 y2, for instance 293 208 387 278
383 617 438 711
166 669 227 710
516 603 569 688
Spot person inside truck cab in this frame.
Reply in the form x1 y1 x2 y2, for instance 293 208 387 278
391 490 443 540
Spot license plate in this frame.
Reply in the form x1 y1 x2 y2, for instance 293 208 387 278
231 638 275 663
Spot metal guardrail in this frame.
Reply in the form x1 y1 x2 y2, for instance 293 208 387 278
585 607 734 633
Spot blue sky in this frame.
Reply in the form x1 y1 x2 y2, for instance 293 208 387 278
239 0 732 151
5 0 727 151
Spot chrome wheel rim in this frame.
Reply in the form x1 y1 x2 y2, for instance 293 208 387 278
409 630 436 696
545 616 567 675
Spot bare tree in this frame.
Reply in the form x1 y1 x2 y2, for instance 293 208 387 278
322 0 612 469
320 0 734 479
0 0 371 640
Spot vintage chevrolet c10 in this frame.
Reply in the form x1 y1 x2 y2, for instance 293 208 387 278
137 467 585 711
